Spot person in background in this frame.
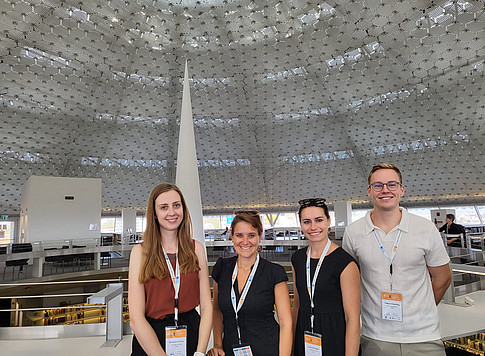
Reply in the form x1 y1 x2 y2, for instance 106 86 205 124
208 210 292 356
128 183 212 356
438 213 466 247
221 227 229 239
291 198 360 356
343 163 452 356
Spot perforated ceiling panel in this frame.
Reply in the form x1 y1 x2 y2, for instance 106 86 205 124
1 0 484 215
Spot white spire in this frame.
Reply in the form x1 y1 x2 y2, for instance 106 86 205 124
175 60 205 246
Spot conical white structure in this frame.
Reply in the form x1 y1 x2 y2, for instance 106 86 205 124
176 60 205 246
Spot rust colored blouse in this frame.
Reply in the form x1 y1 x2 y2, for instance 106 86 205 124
144 243 200 320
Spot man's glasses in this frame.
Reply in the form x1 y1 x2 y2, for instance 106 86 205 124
234 210 260 216
368 181 402 192
298 198 327 208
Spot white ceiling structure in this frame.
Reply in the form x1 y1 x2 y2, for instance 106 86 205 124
1 0 484 215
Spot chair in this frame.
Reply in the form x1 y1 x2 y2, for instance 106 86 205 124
100 252 111 267
3 243 33 280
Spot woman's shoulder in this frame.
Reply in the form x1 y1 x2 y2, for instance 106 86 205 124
213 256 237 274
212 255 237 283
259 256 282 269
259 257 288 281
330 246 354 260
291 246 308 263
328 246 358 270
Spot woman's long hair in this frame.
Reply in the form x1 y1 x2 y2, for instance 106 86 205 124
139 183 200 283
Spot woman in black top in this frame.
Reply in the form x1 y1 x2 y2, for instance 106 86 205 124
208 211 292 356
291 198 360 356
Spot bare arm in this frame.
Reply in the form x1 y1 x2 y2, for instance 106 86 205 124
340 262 361 356
275 281 293 356
207 281 225 356
128 244 166 356
290 266 300 339
427 263 452 305
195 241 213 354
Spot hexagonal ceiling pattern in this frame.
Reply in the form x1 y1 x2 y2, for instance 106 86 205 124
1 0 484 215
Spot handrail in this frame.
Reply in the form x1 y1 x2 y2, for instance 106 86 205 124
0 305 116 312
450 263 485 276
87 283 123 347
0 278 128 287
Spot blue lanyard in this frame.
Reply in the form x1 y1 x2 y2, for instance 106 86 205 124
306 238 331 332
372 230 402 291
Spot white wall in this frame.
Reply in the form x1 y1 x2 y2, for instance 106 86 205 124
20 176 102 242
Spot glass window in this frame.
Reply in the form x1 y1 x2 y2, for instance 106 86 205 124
203 216 221 230
221 215 234 228
136 216 146 233
101 218 115 233
440 206 481 225
273 213 299 228
351 209 367 223
477 206 485 224
328 211 335 227
0 222 13 244
114 218 123 233
408 207 437 220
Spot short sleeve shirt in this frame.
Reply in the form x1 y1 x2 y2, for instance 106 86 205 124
342 208 450 343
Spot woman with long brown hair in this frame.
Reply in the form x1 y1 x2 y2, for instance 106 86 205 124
128 183 212 356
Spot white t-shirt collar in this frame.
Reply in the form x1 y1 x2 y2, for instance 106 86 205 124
364 207 410 235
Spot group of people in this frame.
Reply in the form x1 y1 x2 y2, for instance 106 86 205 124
128 163 452 356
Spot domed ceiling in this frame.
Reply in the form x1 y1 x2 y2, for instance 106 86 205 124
1 0 484 215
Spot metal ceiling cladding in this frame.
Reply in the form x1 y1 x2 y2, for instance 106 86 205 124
0 0 484 215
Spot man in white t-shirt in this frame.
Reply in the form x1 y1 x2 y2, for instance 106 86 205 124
343 163 451 356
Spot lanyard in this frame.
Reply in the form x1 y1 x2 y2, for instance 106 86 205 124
306 238 331 332
162 247 181 326
231 254 260 344
372 229 402 291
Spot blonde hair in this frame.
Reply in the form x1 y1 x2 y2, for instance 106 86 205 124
368 163 403 184
139 183 200 283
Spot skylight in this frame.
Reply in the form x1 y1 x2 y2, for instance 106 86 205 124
20 46 69 67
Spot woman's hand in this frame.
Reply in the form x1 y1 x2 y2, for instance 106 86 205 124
207 346 225 356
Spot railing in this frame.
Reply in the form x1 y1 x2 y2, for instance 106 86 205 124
0 278 130 340
87 283 124 347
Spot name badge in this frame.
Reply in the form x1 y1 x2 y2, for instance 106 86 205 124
381 291 402 322
304 331 322 356
232 344 253 356
165 325 187 356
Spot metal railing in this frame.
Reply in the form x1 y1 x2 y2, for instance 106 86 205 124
0 278 129 340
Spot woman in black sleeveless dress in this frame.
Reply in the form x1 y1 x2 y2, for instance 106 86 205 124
291 198 360 356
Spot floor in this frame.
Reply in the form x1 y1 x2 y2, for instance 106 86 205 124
0 335 133 356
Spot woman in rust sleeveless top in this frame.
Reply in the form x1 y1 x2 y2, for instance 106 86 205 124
128 183 212 356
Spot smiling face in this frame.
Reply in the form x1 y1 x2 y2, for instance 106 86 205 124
154 189 184 233
367 168 405 213
299 206 331 243
231 221 261 259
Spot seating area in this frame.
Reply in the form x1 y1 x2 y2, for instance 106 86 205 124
2 243 32 280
